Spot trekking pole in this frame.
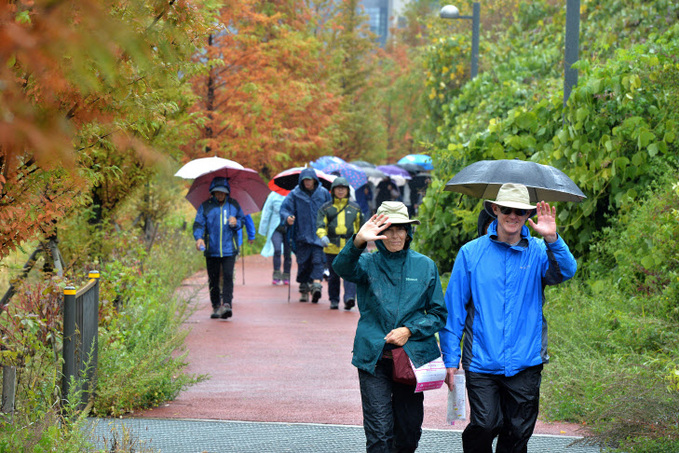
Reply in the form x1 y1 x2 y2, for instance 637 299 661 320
287 272 291 303
242 241 245 285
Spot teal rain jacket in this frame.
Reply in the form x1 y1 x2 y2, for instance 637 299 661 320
439 221 577 377
333 228 447 374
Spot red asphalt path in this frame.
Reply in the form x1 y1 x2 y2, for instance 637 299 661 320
138 254 583 437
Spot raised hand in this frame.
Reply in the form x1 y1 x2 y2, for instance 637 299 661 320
527 201 558 243
354 214 391 248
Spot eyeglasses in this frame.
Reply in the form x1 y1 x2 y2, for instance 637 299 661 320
499 206 528 216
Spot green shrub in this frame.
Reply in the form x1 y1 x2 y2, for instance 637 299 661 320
93 224 206 417
541 179 679 450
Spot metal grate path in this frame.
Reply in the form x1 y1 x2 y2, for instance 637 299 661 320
86 418 601 453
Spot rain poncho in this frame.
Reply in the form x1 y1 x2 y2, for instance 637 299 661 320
258 191 286 257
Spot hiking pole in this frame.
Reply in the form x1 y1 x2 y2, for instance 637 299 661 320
287 272 291 303
242 241 245 285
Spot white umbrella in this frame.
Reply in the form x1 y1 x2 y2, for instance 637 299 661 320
174 156 244 179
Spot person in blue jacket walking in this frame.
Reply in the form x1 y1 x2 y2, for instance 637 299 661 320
439 183 577 453
280 168 331 302
193 177 246 320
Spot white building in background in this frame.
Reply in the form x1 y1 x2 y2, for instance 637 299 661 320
360 0 411 46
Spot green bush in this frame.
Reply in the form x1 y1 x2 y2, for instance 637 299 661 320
541 179 679 450
93 223 206 417
418 2 679 271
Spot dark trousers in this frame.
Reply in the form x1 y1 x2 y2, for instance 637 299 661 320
294 243 324 284
271 230 291 275
206 255 236 308
462 364 543 453
326 253 356 303
358 358 424 453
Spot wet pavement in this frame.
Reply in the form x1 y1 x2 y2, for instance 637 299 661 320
87 254 599 452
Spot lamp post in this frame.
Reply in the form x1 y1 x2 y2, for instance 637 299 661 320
439 3 480 79
563 0 581 111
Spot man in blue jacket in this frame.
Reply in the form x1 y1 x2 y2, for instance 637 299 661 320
280 168 331 302
193 177 246 320
439 183 577 453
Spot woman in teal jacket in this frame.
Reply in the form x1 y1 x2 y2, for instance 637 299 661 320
333 201 447 453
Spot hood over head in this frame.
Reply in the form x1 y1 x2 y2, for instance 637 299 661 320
298 167 320 190
209 176 231 194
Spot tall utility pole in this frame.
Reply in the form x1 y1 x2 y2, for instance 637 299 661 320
563 0 581 111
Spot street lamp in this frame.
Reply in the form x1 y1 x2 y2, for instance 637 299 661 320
563 0 580 111
439 3 480 79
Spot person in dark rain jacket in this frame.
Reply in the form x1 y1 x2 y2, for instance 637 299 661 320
333 201 447 453
193 177 246 320
280 168 331 302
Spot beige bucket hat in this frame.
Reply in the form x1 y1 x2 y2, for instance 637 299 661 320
484 183 536 215
376 201 421 225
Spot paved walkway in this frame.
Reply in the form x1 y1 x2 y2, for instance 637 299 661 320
88 254 599 452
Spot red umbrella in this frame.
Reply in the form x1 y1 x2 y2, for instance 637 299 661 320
270 167 336 192
185 167 270 215
268 179 290 196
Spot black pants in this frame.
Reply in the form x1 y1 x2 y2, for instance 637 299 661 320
358 358 424 453
206 255 236 308
325 253 356 304
462 364 543 453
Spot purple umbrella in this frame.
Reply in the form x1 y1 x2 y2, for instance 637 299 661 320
377 164 412 180
322 162 368 190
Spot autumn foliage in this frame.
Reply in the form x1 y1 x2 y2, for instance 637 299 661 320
187 0 342 177
0 0 214 260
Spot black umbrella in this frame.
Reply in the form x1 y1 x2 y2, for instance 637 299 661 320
271 167 335 191
444 159 586 203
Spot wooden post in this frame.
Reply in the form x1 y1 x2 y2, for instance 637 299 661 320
1 366 16 414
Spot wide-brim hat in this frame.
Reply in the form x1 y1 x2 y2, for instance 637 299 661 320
376 201 420 225
210 186 229 194
484 183 536 216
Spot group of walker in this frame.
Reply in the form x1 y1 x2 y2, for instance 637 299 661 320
193 167 578 453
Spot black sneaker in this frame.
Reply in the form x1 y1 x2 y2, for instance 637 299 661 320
299 292 309 302
217 304 232 319
344 298 355 310
210 307 220 319
330 301 339 310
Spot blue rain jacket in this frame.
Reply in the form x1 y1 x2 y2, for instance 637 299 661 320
193 179 245 257
279 168 331 247
439 221 577 377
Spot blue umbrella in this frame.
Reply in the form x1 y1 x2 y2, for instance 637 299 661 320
322 162 368 190
398 154 433 171
311 155 347 171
